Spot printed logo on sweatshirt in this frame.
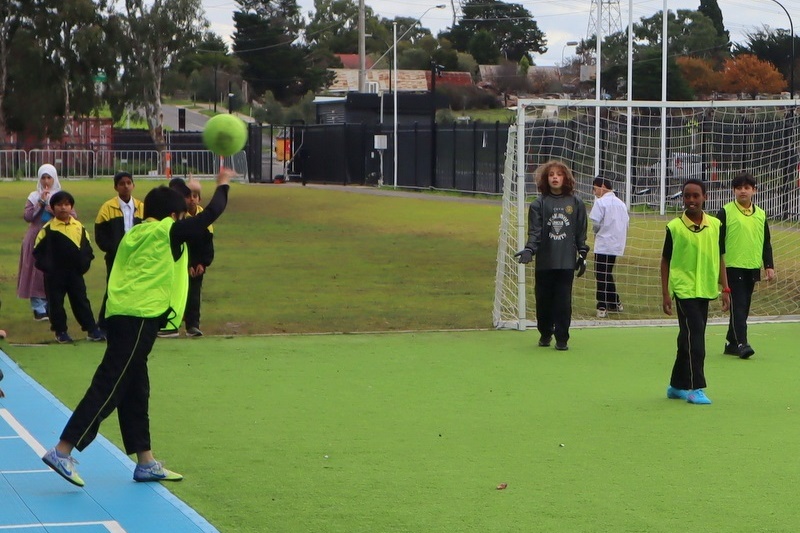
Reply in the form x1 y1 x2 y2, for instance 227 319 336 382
548 213 570 241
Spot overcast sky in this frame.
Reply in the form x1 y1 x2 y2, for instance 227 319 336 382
202 0 800 66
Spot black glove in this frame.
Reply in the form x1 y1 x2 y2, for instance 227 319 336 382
514 248 534 264
575 252 587 278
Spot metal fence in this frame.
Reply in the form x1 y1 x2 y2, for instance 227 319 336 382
250 121 510 193
0 148 248 180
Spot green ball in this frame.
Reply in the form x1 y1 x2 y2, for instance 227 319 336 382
203 114 248 156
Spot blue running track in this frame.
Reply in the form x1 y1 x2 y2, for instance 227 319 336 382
0 350 218 532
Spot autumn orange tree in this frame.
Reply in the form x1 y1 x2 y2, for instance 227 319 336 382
676 56 722 97
720 54 786 98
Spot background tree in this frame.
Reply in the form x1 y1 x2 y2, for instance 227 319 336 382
721 53 785 98
3 0 115 141
586 9 729 99
735 27 798 95
467 30 500 64
171 32 240 103
443 0 545 63
676 56 721 97
635 9 729 59
118 0 206 151
305 0 381 54
698 0 730 65
233 0 331 104
0 0 23 140
602 47 693 101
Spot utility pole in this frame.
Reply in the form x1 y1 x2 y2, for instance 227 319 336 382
358 0 366 92
430 61 441 188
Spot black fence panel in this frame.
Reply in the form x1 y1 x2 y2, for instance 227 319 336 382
274 121 508 193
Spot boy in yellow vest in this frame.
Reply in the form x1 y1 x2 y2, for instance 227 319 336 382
715 172 775 359
41 169 233 487
660 179 730 405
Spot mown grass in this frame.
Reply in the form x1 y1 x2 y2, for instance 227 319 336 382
2 180 799 344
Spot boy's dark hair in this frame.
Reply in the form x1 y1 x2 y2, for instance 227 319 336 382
113 171 133 186
168 177 192 198
49 190 75 209
592 176 613 190
731 171 757 189
535 160 576 196
682 178 706 195
143 186 187 220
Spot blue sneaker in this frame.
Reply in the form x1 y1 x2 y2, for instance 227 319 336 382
87 328 106 342
687 389 712 405
666 386 689 400
42 448 85 487
133 460 183 482
55 331 73 344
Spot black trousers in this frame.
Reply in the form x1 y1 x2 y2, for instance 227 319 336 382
670 297 709 391
43 270 97 334
61 315 160 454
184 273 204 329
594 254 620 310
726 268 756 347
535 269 574 342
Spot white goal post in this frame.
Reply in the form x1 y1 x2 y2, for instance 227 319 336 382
494 98 800 330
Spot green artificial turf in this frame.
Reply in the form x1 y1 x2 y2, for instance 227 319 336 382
8 322 800 532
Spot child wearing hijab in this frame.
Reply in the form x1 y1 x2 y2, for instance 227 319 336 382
17 164 74 321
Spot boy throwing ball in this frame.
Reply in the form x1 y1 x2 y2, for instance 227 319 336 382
42 168 234 487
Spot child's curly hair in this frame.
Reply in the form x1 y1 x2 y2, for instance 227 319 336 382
535 160 576 196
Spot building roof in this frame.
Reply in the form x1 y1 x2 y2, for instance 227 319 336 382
335 54 375 70
327 69 473 93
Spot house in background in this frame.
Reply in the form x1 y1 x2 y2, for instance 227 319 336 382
317 65 472 125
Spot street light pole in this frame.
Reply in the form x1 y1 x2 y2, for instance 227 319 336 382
767 0 794 98
560 40 579 80
393 22 398 188
385 4 445 189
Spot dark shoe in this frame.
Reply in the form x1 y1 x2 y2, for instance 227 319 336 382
33 311 49 321
555 341 569 351
538 335 552 347
738 343 755 359
186 327 203 338
723 343 740 355
87 328 106 342
157 329 180 338
55 331 73 344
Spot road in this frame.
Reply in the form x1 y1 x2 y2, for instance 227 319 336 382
161 104 210 132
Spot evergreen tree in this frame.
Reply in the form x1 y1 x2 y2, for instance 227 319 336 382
233 0 330 103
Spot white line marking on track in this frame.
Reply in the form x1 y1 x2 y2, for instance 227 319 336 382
0 520 126 531
1 469 51 474
0 408 47 456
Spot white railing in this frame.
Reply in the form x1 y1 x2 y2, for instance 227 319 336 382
0 149 249 181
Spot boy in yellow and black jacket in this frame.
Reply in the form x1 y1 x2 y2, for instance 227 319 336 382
95 171 144 330
33 191 105 344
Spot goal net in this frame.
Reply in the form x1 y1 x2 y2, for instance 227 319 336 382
494 98 800 329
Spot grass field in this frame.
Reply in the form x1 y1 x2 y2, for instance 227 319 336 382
2 179 799 531
7 324 800 532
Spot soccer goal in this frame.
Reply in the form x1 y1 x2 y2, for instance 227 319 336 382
493 98 800 329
